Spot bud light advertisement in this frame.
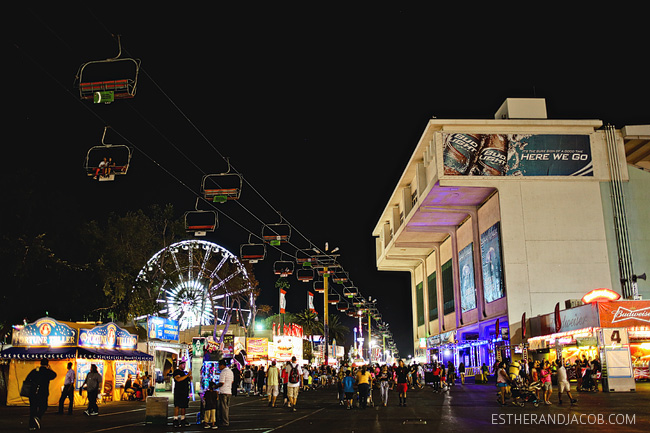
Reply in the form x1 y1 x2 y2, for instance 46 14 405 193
443 133 592 177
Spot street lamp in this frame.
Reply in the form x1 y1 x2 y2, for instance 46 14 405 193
313 243 339 366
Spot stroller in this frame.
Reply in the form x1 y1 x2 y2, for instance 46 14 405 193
580 369 598 392
509 377 541 407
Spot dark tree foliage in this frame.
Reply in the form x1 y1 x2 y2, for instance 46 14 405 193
79 204 185 322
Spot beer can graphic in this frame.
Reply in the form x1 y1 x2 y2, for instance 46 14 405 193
443 133 483 175
473 134 508 176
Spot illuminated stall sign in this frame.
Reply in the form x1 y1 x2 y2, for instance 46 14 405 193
12 317 77 348
442 133 593 177
78 322 138 350
147 316 180 341
246 337 269 359
480 222 505 303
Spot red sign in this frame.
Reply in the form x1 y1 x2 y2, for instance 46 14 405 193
598 300 650 328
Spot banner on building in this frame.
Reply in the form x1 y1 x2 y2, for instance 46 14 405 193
598 300 650 328
480 222 505 303
459 242 477 312
442 133 593 177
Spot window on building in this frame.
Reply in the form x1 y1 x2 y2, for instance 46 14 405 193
428 272 438 320
416 282 424 327
441 259 455 315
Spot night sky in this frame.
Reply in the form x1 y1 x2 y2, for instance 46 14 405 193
6 5 648 355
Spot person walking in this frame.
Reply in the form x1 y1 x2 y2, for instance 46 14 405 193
216 359 233 427
431 362 442 393
341 370 355 409
356 366 372 409
395 359 409 406
242 365 253 396
26 358 57 430
202 382 219 429
286 356 302 412
266 360 280 407
256 366 266 397
458 362 466 385
80 363 102 417
496 361 509 406
57 362 75 415
172 360 192 427
556 360 577 405
540 360 553 405
446 361 456 387
231 363 241 396
378 365 391 406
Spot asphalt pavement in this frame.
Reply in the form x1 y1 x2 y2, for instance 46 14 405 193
1 381 648 432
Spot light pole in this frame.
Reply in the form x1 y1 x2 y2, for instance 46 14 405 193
313 243 339 366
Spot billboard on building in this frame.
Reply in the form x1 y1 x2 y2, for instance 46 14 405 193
459 243 477 312
480 222 505 303
443 133 593 177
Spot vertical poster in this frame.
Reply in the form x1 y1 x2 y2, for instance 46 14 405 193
480 222 505 303
459 243 477 312
115 362 137 388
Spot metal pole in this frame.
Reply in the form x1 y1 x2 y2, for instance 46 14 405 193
323 266 329 366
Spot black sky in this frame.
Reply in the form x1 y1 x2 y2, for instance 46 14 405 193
6 5 648 355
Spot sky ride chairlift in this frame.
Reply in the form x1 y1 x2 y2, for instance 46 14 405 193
84 126 132 181
184 199 218 236
240 235 266 263
273 260 295 277
201 160 243 203
262 220 291 246
75 35 141 104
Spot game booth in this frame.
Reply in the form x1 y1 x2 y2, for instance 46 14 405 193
0 317 152 406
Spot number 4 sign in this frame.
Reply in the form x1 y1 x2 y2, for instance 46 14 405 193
601 328 629 346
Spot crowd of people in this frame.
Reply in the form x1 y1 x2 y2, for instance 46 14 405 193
495 355 602 407
21 354 605 430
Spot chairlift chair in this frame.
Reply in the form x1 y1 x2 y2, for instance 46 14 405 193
332 272 348 284
337 302 349 312
343 286 358 298
273 261 295 277
328 294 341 304
184 210 218 236
296 268 315 283
75 35 141 103
84 127 132 181
201 172 243 203
240 236 266 263
262 223 291 246
296 249 316 267
313 280 325 294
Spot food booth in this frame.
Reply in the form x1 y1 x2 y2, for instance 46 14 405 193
528 295 650 392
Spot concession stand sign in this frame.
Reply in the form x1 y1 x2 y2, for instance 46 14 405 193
598 301 650 328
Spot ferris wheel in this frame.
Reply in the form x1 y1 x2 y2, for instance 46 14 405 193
136 239 255 331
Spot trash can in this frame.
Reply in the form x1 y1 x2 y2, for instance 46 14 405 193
145 396 168 425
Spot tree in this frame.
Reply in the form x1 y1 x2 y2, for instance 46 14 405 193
326 314 349 345
80 204 184 322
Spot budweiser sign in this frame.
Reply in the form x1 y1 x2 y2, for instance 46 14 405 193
611 306 650 324
598 301 650 328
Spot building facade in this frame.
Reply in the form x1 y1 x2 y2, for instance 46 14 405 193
373 99 649 372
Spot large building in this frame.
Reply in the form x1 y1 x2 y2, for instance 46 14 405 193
373 99 649 371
